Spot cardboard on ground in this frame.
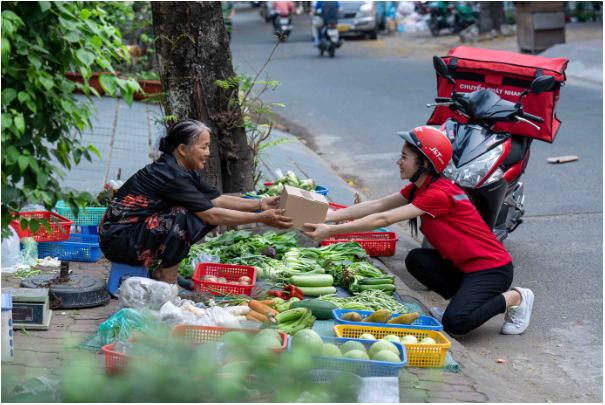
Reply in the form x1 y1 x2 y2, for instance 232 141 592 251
278 185 329 231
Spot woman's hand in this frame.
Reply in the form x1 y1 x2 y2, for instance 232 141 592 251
261 209 293 229
261 196 281 211
301 223 332 242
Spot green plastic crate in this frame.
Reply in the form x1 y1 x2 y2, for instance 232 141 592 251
55 201 107 226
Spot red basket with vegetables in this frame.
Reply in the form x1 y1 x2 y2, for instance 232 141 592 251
192 263 257 296
169 325 289 353
321 232 399 257
11 211 73 242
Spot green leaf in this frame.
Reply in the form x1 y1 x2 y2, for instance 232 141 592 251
58 17 76 32
1 38 10 55
1 185 22 202
1 114 12 130
29 220 39 235
39 2 51 12
17 91 30 103
37 169 48 188
1 11 20 21
39 76 54 91
28 56 42 71
80 8 90 20
26 99 37 113
28 156 39 173
87 144 101 159
14 115 25 134
60 80 75 94
5 146 19 165
63 31 80 43
75 49 94 66
18 155 29 172
121 87 133 106
98 73 117 95
1 88 17 105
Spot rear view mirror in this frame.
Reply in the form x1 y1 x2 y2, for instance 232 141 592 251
433 56 455 85
530 76 555 94
433 56 449 78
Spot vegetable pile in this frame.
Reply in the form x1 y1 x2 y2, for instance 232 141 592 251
241 171 318 199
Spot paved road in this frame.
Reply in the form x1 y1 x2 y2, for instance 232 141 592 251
230 5 603 402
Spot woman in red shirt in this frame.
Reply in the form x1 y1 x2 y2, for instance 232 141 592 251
303 126 534 335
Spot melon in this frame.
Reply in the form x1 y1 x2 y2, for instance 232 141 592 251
369 340 400 359
321 343 342 358
359 333 376 340
340 340 367 355
401 335 418 344
255 329 282 342
420 337 437 345
343 350 370 360
251 334 282 348
372 350 401 363
290 329 324 356
219 331 250 346
381 335 400 343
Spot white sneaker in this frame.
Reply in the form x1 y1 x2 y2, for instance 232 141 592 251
501 287 534 335
430 307 444 323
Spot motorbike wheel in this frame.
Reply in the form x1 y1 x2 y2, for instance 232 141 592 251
329 44 335 57
319 48 324 56
429 17 440 37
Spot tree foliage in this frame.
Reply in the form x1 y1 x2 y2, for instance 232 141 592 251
1 1 139 238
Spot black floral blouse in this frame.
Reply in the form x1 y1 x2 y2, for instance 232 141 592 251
99 153 221 268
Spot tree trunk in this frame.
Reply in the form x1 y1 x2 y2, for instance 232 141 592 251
479 2 506 34
151 1 253 193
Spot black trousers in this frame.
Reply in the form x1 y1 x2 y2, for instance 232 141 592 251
405 248 513 335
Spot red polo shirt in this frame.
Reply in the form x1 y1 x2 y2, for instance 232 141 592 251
401 177 512 273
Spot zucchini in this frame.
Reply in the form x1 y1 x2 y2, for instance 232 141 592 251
283 268 325 279
291 300 339 320
290 274 333 288
358 284 396 292
360 277 395 285
297 286 337 297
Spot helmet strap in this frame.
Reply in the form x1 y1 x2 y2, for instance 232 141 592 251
410 166 426 183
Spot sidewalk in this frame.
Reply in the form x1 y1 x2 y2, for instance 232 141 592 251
3 96 491 402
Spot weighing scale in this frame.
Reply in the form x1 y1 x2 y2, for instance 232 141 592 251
0 287 53 330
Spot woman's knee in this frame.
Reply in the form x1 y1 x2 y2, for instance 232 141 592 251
405 249 423 272
442 311 473 335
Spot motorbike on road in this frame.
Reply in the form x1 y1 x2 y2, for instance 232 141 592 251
425 56 555 243
316 18 343 57
429 1 477 37
274 12 293 40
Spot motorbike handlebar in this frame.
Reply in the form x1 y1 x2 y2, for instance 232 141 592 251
435 97 451 102
518 111 544 123
426 102 453 108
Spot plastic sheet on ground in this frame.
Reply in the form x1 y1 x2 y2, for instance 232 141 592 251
358 377 399 403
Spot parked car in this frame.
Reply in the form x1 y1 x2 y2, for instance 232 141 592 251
334 1 387 40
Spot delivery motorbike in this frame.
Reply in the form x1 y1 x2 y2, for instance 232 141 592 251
425 56 555 243
317 20 343 57
274 12 293 40
429 1 477 37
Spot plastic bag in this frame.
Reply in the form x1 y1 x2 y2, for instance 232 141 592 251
190 251 220 274
99 308 160 346
147 281 175 310
207 305 241 329
118 278 150 310
191 342 236 367
159 301 184 326
1 225 21 273
149 125 167 161
20 237 38 267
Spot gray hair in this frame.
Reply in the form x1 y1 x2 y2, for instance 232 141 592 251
159 119 211 154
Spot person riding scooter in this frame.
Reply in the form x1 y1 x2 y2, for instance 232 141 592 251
302 126 535 336
310 1 339 46
272 0 295 31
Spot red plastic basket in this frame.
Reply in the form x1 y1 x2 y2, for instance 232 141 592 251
328 203 354 224
169 325 289 353
11 211 73 242
321 232 399 257
101 339 147 376
192 263 257 296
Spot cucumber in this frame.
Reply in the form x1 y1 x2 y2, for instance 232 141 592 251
360 277 395 285
358 284 396 292
290 300 339 320
297 286 337 297
290 274 333 288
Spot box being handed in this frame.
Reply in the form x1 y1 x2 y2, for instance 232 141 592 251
278 185 329 232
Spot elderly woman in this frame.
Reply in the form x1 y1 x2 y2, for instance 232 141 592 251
99 119 292 288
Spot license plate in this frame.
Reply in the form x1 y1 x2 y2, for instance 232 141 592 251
327 29 339 36
337 25 349 32
280 18 289 24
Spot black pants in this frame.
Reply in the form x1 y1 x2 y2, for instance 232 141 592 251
405 248 513 335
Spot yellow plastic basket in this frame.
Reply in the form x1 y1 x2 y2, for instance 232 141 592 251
333 325 451 368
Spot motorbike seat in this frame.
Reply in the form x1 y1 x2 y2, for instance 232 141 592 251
457 90 518 121
502 135 528 168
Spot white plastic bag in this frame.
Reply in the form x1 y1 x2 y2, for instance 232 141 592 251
207 305 242 329
1 225 21 273
118 278 150 310
147 281 175 310
159 301 184 326
189 251 220 275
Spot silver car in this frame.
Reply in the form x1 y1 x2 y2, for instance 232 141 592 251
336 1 386 40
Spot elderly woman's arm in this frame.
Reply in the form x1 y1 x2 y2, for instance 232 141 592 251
211 195 281 212
196 207 293 229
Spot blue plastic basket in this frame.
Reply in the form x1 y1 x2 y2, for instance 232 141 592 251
287 336 407 377
332 309 443 331
243 185 329 199
36 234 103 262
56 201 107 226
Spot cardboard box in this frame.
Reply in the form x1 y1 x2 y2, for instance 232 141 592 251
278 185 329 231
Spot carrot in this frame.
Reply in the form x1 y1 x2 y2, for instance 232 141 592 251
249 299 279 316
259 300 276 306
247 310 267 322
241 302 249 307
245 313 262 322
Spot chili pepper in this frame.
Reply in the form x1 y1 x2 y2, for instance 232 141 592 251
267 290 285 299
283 285 304 301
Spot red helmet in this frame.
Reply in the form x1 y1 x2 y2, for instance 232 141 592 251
397 126 452 173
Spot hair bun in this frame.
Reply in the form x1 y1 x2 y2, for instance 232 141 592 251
159 136 169 153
